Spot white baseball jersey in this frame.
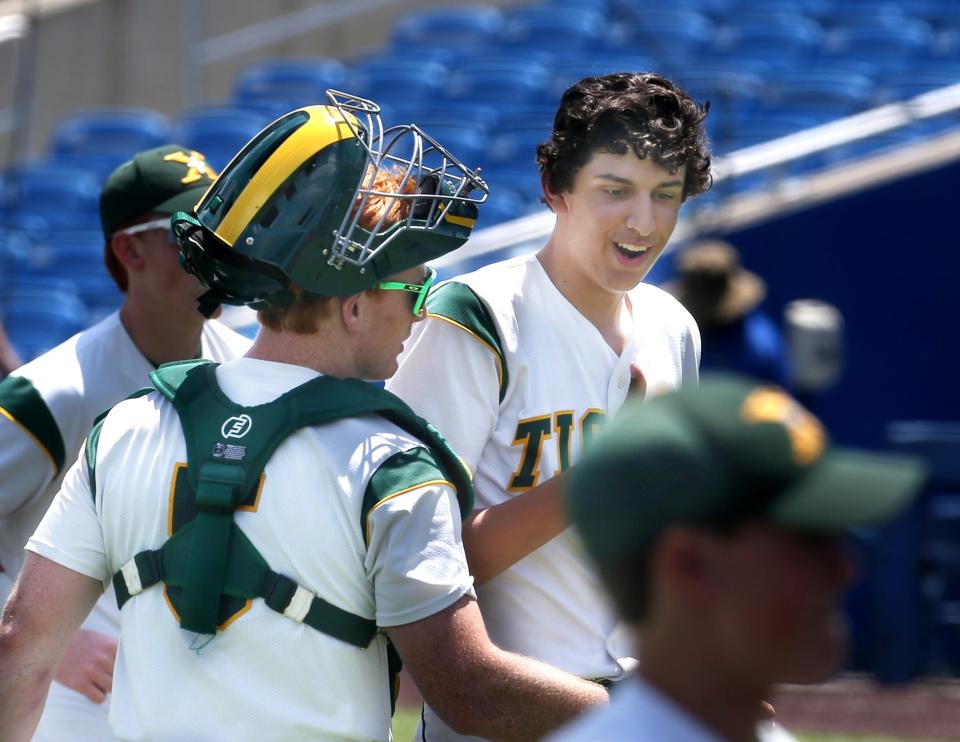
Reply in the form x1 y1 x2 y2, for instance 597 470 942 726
387 252 699 741
0 310 250 740
546 675 798 742
27 357 474 741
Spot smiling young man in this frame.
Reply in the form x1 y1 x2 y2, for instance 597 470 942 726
0 97 607 742
387 71 712 740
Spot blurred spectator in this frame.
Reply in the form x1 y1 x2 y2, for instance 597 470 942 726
666 240 791 386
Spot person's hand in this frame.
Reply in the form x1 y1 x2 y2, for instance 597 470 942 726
53 628 117 703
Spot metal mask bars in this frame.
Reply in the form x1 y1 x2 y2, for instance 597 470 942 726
324 89 488 272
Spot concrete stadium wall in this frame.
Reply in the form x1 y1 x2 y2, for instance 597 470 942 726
0 0 523 163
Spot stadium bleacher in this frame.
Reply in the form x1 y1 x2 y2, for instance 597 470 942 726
3 0 960 361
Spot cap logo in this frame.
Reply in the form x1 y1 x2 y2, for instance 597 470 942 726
164 150 217 185
741 388 825 465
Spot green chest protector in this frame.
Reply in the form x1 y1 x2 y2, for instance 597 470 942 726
110 359 473 646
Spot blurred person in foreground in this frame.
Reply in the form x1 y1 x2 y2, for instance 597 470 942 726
548 374 925 741
0 94 607 741
387 71 710 739
0 144 250 740
665 240 791 387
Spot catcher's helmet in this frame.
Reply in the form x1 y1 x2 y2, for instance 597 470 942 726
172 90 487 315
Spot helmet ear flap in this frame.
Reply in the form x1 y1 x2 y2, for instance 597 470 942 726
412 173 442 220
412 173 479 224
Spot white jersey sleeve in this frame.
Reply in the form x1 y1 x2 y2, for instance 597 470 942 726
25 442 109 588
387 298 501 473
0 413 55 518
363 447 474 627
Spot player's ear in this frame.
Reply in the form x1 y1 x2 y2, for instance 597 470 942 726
109 232 146 273
655 526 717 610
541 173 569 215
339 293 366 334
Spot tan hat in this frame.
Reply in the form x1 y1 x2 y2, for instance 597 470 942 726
664 240 766 326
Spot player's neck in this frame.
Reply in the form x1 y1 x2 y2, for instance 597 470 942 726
536 249 630 355
246 325 355 377
639 626 770 742
120 295 205 368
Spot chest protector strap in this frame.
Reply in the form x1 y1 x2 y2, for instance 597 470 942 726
112 359 473 643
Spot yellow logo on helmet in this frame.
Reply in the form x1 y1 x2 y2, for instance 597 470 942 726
164 150 217 185
741 388 825 466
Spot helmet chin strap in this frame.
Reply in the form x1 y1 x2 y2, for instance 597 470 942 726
196 289 225 319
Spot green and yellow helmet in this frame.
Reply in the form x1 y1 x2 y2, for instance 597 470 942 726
172 90 487 314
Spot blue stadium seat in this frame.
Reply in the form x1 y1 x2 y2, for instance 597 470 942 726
671 67 766 127
823 23 938 74
488 124 551 169
710 16 825 68
722 0 826 24
1 277 88 361
714 109 843 153
171 105 271 172
346 57 449 110
473 188 528 231
48 107 171 180
480 163 545 208
1 163 102 232
414 122 488 173
546 54 660 100
389 6 504 53
813 1 907 30
909 0 960 31
608 10 716 65
761 68 878 116
499 6 606 54
18 229 122 321
878 66 960 102
444 59 554 106
385 101 501 134
545 0 612 18
231 58 349 114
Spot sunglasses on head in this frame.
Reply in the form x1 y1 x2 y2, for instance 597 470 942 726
117 217 177 246
376 266 437 317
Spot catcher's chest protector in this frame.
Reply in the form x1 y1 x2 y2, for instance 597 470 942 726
110 359 473 644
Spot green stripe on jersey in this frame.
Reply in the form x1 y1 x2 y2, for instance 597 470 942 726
361 447 453 545
85 387 154 499
0 375 65 474
426 281 508 402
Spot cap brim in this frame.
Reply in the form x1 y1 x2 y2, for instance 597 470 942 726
768 449 926 531
151 184 212 216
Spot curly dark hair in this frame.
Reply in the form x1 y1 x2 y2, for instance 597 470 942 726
536 72 712 202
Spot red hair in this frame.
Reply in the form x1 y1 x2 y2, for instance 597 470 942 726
355 166 416 230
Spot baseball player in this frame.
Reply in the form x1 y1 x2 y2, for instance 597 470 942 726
386 71 712 739
0 144 250 741
0 95 607 741
549 374 926 741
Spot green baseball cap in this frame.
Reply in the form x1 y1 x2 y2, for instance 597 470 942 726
99 144 218 238
568 374 926 564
